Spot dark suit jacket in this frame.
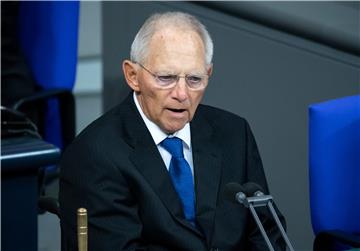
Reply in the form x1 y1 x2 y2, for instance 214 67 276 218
59 93 286 251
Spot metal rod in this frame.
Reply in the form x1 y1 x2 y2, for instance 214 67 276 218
77 208 88 251
248 203 275 251
267 201 295 251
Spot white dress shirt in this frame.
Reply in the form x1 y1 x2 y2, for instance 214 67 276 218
133 92 195 176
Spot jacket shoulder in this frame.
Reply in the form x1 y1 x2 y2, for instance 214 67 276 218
66 95 139 154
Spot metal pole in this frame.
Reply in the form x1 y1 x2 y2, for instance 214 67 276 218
267 201 295 251
248 203 275 251
77 208 88 251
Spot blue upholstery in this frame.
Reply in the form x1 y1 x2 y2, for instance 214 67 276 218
309 95 360 247
17 1 79 148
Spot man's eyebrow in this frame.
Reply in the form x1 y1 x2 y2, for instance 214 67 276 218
154 70 178 74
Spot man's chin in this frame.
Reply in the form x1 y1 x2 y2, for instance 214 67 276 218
161 122 187 134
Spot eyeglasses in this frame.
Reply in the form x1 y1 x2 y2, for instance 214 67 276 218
136 62 208 90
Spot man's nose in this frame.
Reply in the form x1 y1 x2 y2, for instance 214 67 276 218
172 77 189 102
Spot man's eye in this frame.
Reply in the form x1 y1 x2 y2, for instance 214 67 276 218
187 76 202 83
157 75 177 83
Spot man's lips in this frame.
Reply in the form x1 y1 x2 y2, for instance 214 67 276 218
167 108 186 113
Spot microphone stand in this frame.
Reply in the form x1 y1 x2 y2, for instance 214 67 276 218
248 203 275 251
266 200 295 251
239 193 295 251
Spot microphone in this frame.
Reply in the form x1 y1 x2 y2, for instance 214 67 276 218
224 182 295 251
224 182 273 208
224 182 247 204
242 182 264 197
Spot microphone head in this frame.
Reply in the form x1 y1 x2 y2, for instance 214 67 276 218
242 182 265 197
224 182 245 203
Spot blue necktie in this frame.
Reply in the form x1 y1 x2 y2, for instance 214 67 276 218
161 137 196 225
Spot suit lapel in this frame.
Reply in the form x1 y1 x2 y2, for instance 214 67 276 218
125 95 203 236
129 140 184 217
129 136 204 236
191 111 223 244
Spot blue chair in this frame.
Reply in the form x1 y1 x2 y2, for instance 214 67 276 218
18 1 79 149
16 1 79 184
309 94 360 251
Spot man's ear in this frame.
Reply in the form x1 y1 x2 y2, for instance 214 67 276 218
123 60 140 92
207 64 213 77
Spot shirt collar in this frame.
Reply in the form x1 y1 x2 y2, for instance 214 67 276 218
133 92 191 148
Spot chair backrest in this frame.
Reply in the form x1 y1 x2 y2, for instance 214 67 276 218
18 1 79 89
17 1 79 149
309 94 360 235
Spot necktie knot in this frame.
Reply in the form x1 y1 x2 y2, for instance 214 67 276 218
161 137 184 158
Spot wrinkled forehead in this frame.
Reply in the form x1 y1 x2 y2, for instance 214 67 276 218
144 27 207 70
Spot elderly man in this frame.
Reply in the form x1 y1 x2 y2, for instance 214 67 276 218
60 12 285 251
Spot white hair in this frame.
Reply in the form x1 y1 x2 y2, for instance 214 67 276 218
130 11 214 65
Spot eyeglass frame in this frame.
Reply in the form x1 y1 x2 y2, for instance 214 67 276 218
134 62 209 90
